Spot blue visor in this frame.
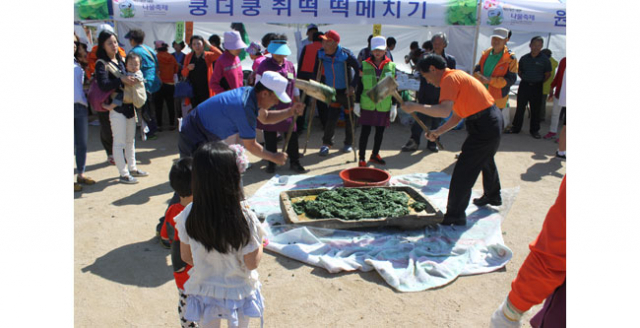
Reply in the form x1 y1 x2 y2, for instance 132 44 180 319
267 40 291 56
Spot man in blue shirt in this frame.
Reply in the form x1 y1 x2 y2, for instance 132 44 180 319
178 71 304 165
125 29 161 139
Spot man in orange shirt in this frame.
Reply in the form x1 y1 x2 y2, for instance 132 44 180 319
490 176 566 327
403 54 503 226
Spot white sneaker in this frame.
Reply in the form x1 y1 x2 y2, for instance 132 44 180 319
130 170 149 177
119 175 139 184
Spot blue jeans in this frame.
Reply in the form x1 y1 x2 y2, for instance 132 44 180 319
74 103 88 174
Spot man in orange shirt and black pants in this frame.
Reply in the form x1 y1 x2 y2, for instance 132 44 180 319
403 54 503 226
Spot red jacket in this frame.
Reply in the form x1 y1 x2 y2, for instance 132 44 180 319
156 51 179 84
550 57 566 99
509 176 566 312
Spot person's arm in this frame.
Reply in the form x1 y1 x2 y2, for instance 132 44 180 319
205 48 222 65
448 55 457 69
95 61 124 91
180 241 194 266
181 54 192 78
243 244 263 270
488 55 518 89
517 57 524 79
491 177 567 328
241 138 287 165
402 99 453 118
426 105 461 141
257 103 304 125
347 50 361 90
298 45 307 70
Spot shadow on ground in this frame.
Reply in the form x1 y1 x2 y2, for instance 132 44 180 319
81 237 173 288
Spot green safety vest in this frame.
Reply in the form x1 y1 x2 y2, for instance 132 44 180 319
360 60 396 112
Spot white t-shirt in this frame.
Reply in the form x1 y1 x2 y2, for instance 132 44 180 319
175 201 264 300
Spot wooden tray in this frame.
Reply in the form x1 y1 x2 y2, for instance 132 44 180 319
279 186 444 230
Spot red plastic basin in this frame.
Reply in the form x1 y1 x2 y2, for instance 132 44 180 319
339 167 391 187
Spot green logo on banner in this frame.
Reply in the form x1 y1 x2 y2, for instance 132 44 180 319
176 22 185 43
75 0 109 20
117 0 136 18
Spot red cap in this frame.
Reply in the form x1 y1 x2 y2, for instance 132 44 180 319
319 30 340 44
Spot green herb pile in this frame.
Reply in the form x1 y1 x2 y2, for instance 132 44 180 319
292 188 428 220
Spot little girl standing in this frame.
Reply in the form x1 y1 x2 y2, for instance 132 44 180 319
175 142 264 328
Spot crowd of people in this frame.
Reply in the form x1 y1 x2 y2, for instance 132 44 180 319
74 23 566 327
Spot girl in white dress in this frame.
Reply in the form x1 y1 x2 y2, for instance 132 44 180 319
176 141 264 328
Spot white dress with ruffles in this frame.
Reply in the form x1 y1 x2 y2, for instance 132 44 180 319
175 202 265 327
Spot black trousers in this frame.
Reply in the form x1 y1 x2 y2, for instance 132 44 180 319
359 125 385 160
264 130 299 165
322 90 354 146
446 105 503 220
153 83 175 127
513 81 543 133
97 111 113 156
410 112 441 147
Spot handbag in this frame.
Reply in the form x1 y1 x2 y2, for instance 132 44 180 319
174 79 193 98
87 59 122 112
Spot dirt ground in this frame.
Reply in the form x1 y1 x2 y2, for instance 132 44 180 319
74 101 565 327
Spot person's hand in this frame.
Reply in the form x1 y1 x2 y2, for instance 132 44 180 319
348 86 355 96
390 104 397 122
401 102 421 114
478 74 490 84
489 298 524 328
548 93 554 102
120 75 137 86
291 102 305 116
272 152 288 166
425 130 440 141
187 63 195 71
353 103 361 117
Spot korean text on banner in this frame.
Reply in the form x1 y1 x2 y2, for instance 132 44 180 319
112 0 459 26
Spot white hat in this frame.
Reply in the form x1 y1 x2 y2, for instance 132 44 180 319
370 36 387 51
256 71 291 103
223 30 248 50
96 23 114 36
491 27 509 40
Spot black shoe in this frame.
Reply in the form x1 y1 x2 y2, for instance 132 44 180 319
290 161 308 173
440 215 466 226
531 132 542 139
556 151 566 159
504 128 520 134
472 195 502 207
401 139 418 152
266 163 276 174
427 143 439 152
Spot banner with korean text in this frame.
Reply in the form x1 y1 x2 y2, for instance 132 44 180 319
112 0 479 26
480 0 566 34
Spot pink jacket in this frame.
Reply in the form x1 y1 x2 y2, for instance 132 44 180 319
209 51 244 94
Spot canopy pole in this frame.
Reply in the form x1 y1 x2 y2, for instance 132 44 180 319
471 0 483 72
547 32 552 48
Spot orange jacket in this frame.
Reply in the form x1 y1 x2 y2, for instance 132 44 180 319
473 46 518 109
181 49 222 98
509 176 566 312
86 45 127 78
156 51 179 84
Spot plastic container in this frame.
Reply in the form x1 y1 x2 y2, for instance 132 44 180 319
339 167 391 187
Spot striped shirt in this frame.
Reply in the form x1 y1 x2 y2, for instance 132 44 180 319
518 53 551 83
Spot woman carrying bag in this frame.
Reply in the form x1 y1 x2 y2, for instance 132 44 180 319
95 30 149 184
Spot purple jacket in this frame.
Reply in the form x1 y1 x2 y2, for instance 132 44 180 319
256 57 296 132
